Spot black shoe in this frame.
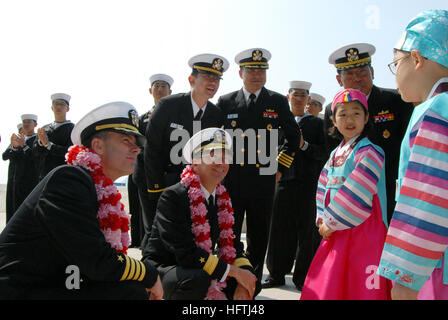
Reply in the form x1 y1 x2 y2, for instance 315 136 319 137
262 277 285 289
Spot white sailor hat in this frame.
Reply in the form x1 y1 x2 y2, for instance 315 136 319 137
51 93 71 105
182 128 232 164
328 43 376 71
71 101 145 147
289 81 312 91
149 74 174 87
309 93 326 106
188 54 229 78
235 48 271 69
21 114 38 122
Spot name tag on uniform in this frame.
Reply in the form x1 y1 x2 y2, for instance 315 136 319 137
227 114 238 119
170 123 183 129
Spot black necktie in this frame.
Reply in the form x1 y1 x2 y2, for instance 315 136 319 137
207 195 214 206
194 109 203 121
248 93 256 110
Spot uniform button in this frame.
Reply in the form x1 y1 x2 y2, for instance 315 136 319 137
257 149 261 154
241 148 245 152
257 135 261 139
240 163 244 167
256 164 260 168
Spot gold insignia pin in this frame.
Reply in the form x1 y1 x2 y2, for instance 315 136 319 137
212 58 223 71
383 129 391 139
231 120 237 127
128 110 139 128
252 50 263 61
118 255 124 263
199 257 205 264
346 48 360 62
267 124 273 131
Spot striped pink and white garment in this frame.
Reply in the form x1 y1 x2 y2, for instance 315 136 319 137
378 85 448 293
316 138 386 231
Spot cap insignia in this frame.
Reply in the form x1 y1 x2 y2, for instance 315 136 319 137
346 48 360 62
252 50 263 61
128 110 139 128
212 58 223 72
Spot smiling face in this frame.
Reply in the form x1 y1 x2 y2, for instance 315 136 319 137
332 101 369 143
192 149 230 187
189 72 221 101
92 131 141 181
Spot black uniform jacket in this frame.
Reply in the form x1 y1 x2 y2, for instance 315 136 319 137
33 122 74 180
144 93 223 196
216 87 300 197
132 109 152 188
2 136 39 214
280 115 327 184
0 165 157 299
142 182 253 281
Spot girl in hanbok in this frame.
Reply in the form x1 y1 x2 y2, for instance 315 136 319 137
377 9 448 300
300 88 392 300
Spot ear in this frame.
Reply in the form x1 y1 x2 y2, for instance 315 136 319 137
336 74 344 87
286 93 291 102
90 137 105 156
188 75 195 87
370 66 375 80
149 87 153 95
364 112 370 124
411 50 425 70
238 69 244 80
331 116 337 128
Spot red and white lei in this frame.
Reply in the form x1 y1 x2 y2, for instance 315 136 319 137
65 145 130 254
180 165 236 300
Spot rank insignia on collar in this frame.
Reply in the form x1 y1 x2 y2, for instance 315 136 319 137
346 48 360 62
129 110 139 128
252 50 263 61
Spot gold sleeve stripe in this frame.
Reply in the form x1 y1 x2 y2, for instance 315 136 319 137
147 188 166 193
203 254 219 276
277 156 292 166
278 152 294 161
132 259 141 281
120 255 131 281
128 258 136 280
120 256 147 282
138 261 146 282
233 257 252 268
277 157 292 168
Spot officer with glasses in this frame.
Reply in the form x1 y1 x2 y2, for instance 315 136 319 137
324 43 413 223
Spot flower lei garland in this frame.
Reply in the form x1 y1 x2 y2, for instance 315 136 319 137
180 165 236 300
65 145 130 255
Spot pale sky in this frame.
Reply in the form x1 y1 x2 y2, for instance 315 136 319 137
1 0 446 183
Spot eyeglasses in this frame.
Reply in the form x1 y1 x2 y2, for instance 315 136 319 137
388 55 410 75
340 66 371 80
198 73 221 82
